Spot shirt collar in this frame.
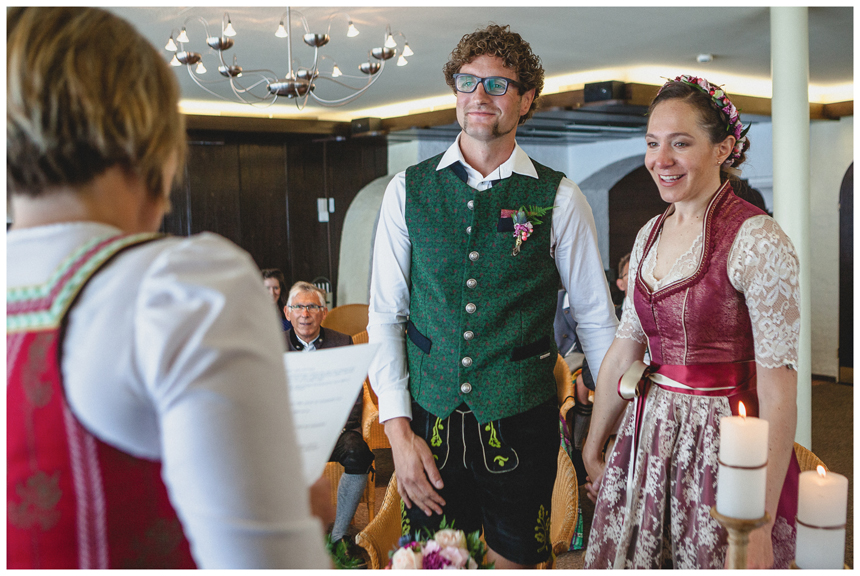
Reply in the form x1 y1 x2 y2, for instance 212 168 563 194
436 133 538 185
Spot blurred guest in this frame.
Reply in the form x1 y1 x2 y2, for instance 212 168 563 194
262 268 291 331
6 7 328 569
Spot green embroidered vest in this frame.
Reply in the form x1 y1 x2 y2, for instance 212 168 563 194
404 154 563 423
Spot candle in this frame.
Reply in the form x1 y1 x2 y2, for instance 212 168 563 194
716 402 769 519
795 465 848 569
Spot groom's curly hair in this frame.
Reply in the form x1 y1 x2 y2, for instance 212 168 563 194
443 24 544 124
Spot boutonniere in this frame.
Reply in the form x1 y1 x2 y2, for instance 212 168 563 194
511 205 553 256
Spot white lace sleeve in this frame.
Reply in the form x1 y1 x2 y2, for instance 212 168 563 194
615 217 658 344
728 215 800 369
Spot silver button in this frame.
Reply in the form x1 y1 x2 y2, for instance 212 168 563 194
461 357 473 367
460 382 472 394
469 251 479 262
463 331 474 341
465 303 476 314
467 200 474 210
466 226 472 235
466 278 477 289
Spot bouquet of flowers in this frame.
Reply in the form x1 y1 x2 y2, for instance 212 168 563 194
387 519 491 569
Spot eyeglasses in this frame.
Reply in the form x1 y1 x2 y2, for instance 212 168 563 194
452 73 523 96
288 304 325 312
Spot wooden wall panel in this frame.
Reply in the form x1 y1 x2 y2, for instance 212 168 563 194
162 129 388 307
238 142 289 274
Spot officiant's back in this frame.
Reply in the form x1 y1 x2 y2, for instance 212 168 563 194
7 7 329 569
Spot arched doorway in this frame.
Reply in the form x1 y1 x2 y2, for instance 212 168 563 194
839 163 853 384
607 165 667 279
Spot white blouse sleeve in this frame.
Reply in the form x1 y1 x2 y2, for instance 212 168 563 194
614 217 656 344
727 215 801 369
134 234 330 568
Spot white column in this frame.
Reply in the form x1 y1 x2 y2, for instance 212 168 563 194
770 7 811 448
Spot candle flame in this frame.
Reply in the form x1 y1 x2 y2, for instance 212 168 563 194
817 465 826 477
738 401 746 418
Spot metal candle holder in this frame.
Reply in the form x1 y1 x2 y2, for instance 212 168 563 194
710 506 770 569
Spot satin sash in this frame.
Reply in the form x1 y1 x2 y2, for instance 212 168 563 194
617 360 757 476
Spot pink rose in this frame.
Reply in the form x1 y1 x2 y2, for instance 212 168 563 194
433 529 468 550
439 545 470 569
391 546 424 569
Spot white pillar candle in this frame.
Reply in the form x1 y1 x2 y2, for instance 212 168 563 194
795 466 848 569
716 403 769 519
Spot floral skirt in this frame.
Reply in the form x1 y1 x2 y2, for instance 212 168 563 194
584 386 797 569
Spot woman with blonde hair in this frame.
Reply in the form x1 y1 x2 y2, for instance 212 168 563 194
7 7 328 568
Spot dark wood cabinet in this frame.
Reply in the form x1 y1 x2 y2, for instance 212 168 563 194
162 130 387 306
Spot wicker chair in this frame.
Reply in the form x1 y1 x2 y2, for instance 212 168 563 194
354 330 392 451
321 303 369 337
555 353 576 424
354 471 403 569
355 446 578 569
793 442 828 472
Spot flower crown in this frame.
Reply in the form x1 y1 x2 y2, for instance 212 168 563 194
658 75 751 172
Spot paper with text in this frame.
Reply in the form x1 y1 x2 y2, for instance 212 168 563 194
284 342 379 485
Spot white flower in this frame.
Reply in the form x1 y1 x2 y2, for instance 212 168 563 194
433 528 467 550
391 546 423 569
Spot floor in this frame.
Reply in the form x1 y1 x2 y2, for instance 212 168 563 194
345 380 853 569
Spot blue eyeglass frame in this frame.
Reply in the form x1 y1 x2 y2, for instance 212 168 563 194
452 73 523 96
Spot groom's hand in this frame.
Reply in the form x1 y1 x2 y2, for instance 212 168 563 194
384 417 446 516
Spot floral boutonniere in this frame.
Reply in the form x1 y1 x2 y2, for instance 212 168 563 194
511 205 553 256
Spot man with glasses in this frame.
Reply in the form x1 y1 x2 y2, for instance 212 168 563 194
367 24 617 568
284 281 373 555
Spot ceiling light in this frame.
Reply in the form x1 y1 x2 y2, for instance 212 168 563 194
402 43 413 57
223 14 236 37
166 8 410 109
697 53 714 63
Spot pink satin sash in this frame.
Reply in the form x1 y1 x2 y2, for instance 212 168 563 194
617 360 757 467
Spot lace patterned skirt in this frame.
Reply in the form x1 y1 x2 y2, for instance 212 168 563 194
584 385 796 569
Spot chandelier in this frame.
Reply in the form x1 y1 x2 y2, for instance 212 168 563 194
165 8 413 109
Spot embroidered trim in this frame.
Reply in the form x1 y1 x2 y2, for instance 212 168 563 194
7 233 161 332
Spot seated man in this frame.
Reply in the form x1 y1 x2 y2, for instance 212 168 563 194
284 282 374 548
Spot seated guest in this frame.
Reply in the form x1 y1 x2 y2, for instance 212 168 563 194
262 268 291 331
6 7 329 569
285 282 375 549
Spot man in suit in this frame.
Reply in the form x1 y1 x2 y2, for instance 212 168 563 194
284 282 374 550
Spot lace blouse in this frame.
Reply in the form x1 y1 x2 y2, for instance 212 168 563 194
616 213 800 369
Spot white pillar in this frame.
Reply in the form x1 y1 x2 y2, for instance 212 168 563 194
770 7 811 448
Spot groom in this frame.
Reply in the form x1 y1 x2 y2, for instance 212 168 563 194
367 23 617 568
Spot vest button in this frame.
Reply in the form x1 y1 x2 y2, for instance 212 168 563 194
469 251 479 261
466 226 472 235
466 278 477 289
467 200 474 210
460 382 472 394
465 303 476 314
463 331 474 340
461 357 472 367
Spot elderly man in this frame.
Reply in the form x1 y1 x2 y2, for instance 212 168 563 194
284 282 373 551
367 24 618 568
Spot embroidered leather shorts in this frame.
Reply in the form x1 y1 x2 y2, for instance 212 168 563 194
404 396 558 565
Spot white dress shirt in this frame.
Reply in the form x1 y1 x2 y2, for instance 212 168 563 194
7 222 329 569
367 136 619 423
